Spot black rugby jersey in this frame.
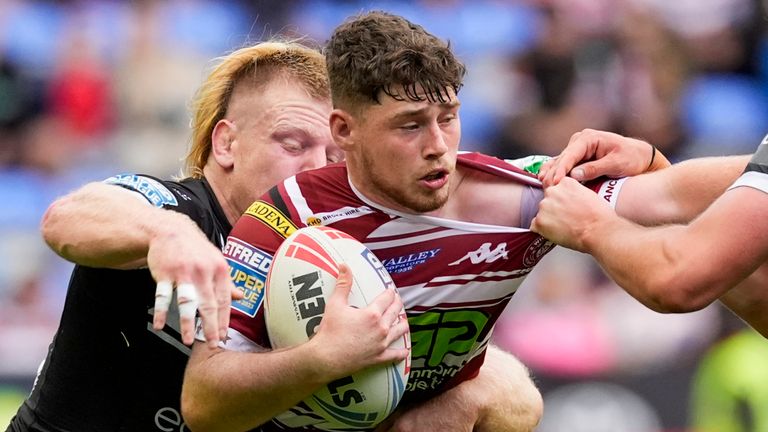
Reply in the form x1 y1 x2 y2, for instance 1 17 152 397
6 175 230 432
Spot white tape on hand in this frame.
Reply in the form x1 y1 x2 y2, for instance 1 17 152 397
154 280 174 313
176 283 199 320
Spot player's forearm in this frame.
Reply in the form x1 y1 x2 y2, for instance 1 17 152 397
181 342 336 432
603 187 768 313
719 264 768 338
582 217 712 312
41 182 193 268
617 155 749 226
473 346 542 432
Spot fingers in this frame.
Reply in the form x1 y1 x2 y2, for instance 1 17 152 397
153 280 174 330
213 265 235 341
193 274 222 349
177 282 201 346
381 290 405 330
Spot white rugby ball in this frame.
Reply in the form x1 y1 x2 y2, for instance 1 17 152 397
265 226 410 431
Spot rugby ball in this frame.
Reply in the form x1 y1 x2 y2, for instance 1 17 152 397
265 226 410 431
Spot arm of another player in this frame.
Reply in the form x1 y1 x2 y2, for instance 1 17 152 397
41 181 239 346
538 128 670 187
182 265 410 432
374 345 542 432
719 262 768 338
533 180 768 313
535 127 750 225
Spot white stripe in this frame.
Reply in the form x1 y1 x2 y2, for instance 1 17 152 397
368 218 442 238
597 177 627 209
429 268 530 283
729 171 768 195
284 176 313 224
398 278 525 306
485 163 542 186
221 327 268 352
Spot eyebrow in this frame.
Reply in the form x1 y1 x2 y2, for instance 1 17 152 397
390 100 461 122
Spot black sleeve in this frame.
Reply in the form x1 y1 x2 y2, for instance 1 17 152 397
102 173 213 235
745 135 768 175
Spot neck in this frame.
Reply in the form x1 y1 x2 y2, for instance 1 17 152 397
203 166 240 226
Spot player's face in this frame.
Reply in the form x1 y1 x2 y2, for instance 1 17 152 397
347 86 461 214
229 79 340 213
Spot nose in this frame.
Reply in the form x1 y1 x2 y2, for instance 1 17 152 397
422 123 449 160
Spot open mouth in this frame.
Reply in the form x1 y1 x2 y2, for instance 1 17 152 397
422 170 447 182
420 169 449 189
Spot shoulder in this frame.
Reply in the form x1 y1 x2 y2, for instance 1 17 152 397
103 173 182 208
452 160 528 227
458 152 544 186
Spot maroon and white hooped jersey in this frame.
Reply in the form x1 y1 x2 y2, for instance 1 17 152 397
223 153 614 417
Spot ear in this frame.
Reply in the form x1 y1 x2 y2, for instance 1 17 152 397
330 108 357 152
211 119 237 169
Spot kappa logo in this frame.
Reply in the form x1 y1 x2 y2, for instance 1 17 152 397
448 243 508 266
245 201 297 238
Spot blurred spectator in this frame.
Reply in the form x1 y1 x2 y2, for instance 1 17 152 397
690 322 768 431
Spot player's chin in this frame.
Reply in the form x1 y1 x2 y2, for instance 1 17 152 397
406 195 446 213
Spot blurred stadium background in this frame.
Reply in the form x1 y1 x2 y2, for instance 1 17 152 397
1 0 767 430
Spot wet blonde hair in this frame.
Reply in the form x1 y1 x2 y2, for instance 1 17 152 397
184 40 329 178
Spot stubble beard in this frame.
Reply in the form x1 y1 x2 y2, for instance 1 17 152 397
362 151 448 213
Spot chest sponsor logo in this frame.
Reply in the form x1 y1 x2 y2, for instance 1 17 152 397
223 238 273 317
448 242 508 266
306 205 374 226
382 248 441 274
406 310 489 393
245 201 297 238
104 174 178 207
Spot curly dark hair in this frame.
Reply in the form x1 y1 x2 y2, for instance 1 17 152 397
325 11 466 111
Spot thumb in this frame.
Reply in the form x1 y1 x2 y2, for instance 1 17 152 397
331 263 354 304
569 159 615 182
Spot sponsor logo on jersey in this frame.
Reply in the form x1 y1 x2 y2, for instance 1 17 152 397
104 174 178 207
448 243 508 266
522 236 555 267
597 178 626 208
406 309 489 393
224 238 272 317
245 201 297 238
382 248 441 274
306 206 374 226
